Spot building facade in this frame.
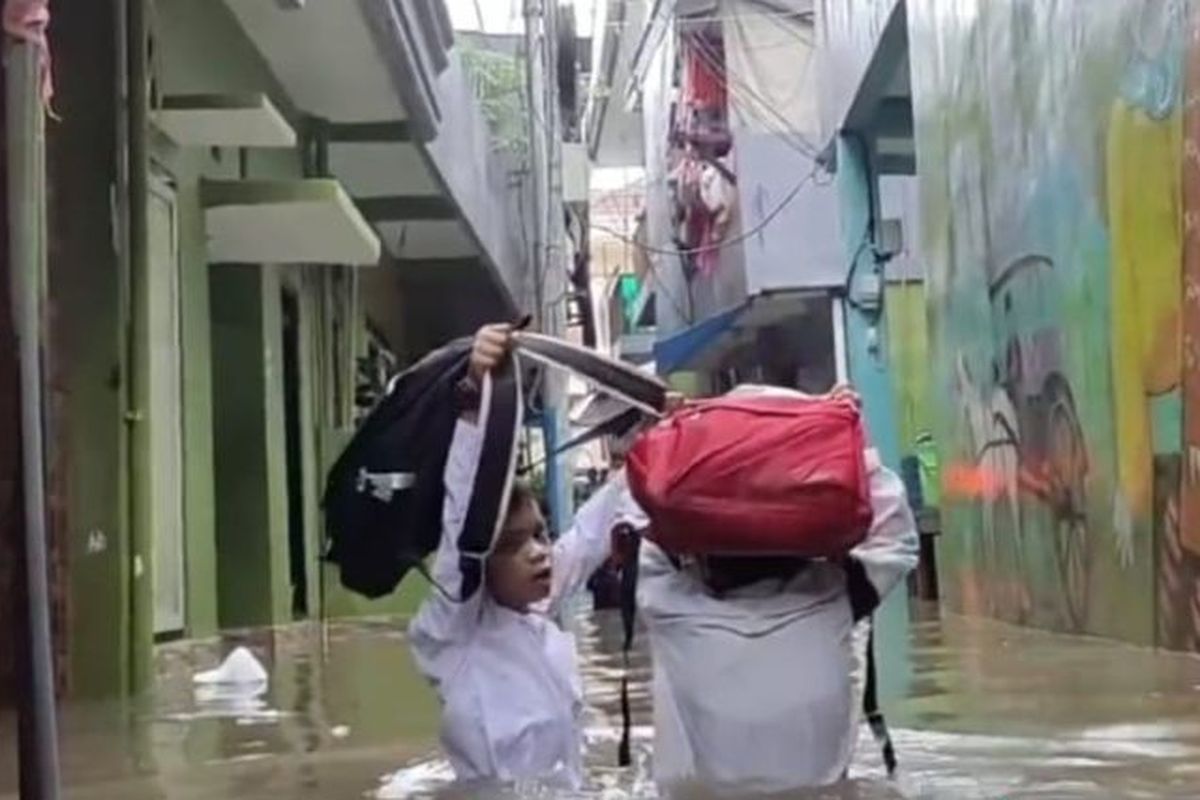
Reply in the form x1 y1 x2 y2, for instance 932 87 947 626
1 0 552 702
820 0 1200 650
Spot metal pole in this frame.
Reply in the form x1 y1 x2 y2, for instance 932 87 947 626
6 38 63 800
523 0 547 324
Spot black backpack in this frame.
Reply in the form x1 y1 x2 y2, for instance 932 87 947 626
322 332 666 601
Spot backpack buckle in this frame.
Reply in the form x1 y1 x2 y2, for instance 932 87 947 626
355 468 416 502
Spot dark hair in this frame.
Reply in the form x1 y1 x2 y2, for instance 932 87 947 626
504 482 538 523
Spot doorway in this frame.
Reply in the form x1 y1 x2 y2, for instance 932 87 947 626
147 175 186 636
281 288 307 618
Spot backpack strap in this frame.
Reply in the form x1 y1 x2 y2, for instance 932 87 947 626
845 556 897 776
514 332 668 415
617 529 642 767
517 407 644 477
862 624 897 776
444 335 664 601
456 363 523 600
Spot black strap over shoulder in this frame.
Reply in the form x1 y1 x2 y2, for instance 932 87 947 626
846 557 897 776
456 363 522 600
863 625 897 776
617 531 642 767
450 337 666 602
515 332 668 414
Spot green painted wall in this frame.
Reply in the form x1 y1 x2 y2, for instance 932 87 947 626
49 0 129 700
261 269 294 624
322 570 430 620
209 266 275 628
908 0 1191 644
290 273 323 621
170 165 220 639
153 0 306 635
885 282 934 454
51 0 426 698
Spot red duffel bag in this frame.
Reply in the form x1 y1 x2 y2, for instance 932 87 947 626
625 394 873 557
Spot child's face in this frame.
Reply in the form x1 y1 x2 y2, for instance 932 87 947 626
486 498 553 611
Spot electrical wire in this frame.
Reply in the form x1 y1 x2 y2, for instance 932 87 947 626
681 31 817 159
595 6 813 31
684 30 822 160
757 5 817 48
592 158 827 257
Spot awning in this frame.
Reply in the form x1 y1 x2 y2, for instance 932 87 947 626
653 290 828 375
154 93 296 148
202 179 381 266
653 301 750 375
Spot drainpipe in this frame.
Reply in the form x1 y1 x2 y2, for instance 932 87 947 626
523 0 547 323
124 0 153 693
5 32 63 800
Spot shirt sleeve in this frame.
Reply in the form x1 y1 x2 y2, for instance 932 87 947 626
844 449 920 621
548 470 649 614
407 419 486 681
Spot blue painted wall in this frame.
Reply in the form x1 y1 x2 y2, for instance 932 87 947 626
835 133 911 706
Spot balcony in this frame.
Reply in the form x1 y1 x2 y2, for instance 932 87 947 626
651 3 846 325
223 0 530 348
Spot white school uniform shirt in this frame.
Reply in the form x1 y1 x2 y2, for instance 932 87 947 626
638 448 919 798
407 419 647 787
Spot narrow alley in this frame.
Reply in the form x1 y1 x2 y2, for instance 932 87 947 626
5 0 1200 798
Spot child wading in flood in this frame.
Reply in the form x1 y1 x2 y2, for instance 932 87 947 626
634 384 919 798
407 323 667 787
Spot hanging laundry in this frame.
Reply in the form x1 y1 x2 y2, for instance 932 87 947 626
3 0 54 106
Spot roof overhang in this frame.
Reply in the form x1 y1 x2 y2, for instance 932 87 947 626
654 290 827 375
202 179 381 266
818 0 913 175
153 93 297 148
223 0 524 309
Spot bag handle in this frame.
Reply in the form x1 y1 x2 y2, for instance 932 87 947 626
456 363 522 600
452 334 663 600
513 332 669 416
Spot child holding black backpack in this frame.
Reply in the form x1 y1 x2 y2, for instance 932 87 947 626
408 325 916 795
406 323 671 787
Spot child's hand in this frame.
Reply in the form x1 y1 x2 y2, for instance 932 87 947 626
469 323 514 384
664 391 686 413
827 383 861 410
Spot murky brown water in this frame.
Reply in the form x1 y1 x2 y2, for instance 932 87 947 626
2 601 1200 799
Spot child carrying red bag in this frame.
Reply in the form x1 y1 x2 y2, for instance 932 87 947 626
627 384 918 796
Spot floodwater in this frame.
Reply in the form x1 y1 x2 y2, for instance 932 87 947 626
3 602 1200 799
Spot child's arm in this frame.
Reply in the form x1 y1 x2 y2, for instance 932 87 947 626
407 417 487 677
547 470 648 613
844 450 920 621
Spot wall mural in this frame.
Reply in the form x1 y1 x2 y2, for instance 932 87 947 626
911 0 1192 644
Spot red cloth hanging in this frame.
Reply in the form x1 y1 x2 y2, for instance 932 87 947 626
683 36 726 112
3 0 54 105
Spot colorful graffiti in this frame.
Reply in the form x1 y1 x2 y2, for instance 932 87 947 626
1180 0 1200 602
911 0 1193 642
